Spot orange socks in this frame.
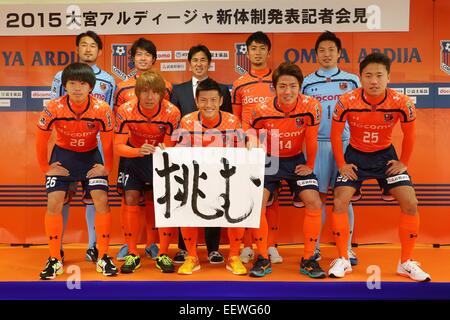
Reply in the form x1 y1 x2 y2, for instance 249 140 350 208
303 209 322 259
144 200 158 247
399 212 419 263
331 211 349 259
180 227 198 257
158 227 174 255
267 200 279 247
228 228 245 257
242 229 253 248
45 213 63 261
95 211 112 258
252 206 269 259
122 204 140 255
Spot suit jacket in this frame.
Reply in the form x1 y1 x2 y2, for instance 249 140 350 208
170 79 232 116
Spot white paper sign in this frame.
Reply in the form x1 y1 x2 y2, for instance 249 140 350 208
153 147 265 228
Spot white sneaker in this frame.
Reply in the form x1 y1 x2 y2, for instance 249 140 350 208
268 246 283 264
397 260 431 282
240 247 255 264
328 257 352 278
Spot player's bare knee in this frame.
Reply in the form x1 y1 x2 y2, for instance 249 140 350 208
124 193 139 206
400 198 418 214
304 198 322 211
333 197 350 212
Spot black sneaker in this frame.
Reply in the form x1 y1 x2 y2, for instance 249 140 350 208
300 257 326 279
86 246 99 262
173 250 188 264
96 254 118 276
120 254 141 274
40 257 63 280
208 251 225 264
156 254 175 273
249 255 272 277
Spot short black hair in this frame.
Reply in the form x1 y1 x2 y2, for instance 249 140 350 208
246 31 271 51
315 30 341 53
359 52 391 74
61 62 96 88
188 45 212 63
76 31 103 50
130 37 157 62
272 62 303 88
195 78 223 98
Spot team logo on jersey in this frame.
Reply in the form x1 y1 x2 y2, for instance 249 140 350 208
87 122 96 129
295 117 304 127
440 40 450 75
384 113 394 122
339 82 348 91
100 82 107 92
234 43 250 75
106 112 112 128
111 43 137 81
43 107 52 118
39 117 46 126
406 101 414 119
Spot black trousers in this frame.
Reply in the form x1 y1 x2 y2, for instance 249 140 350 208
178 227 221 254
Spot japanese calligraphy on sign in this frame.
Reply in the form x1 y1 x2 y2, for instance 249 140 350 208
153 147 265 228
0 0 410 35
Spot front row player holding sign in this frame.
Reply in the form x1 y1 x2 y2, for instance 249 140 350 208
36 63 118 279
329 53 430 281
114 71 181 274
248 62 326 278
174 78 248 275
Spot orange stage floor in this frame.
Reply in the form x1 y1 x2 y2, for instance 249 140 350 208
1 243 449 300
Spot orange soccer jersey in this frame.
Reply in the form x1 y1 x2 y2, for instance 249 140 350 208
114 75 173 112
250 95 321 162
177 111 244 148
114 98 180 149
37 95 113 152
231 68 275 130
332 87 416 167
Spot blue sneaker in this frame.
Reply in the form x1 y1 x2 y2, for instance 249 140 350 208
145 243 159 260
249 255 272 277
116 244 129 261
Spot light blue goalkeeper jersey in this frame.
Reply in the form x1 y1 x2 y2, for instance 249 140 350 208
50 64 116 108
301 67 360 141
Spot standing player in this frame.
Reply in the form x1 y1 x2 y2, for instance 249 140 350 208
301 31 360 265
114 71 180 274
36 63 117 279
170 44 232 265
232 31 283 265
175 78 247 275
329 52 430 281
115 38 172 261
248 62 326 279
50 30 116 263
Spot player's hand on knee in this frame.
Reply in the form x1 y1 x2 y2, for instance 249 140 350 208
386 160 407 175
295 164 313 176
338 163 358 180
46 161 69 176
86 164 108 178
140 139 156 155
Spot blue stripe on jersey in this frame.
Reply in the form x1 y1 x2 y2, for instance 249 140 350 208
301 68 360 141
50 65 116 109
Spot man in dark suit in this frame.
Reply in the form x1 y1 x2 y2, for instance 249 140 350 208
171 45 232 116
170 45 232 265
